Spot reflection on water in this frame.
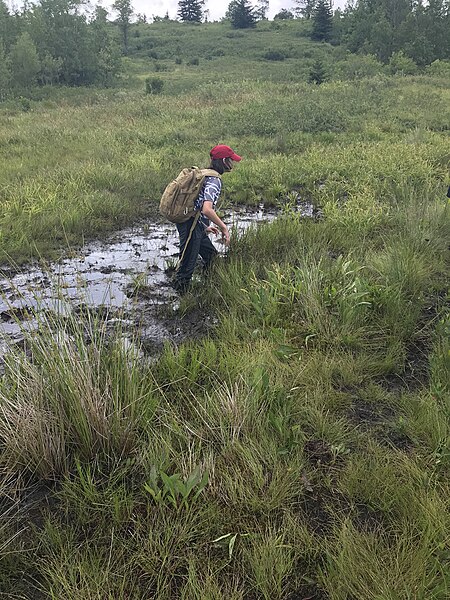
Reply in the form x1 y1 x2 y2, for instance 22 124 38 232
0 207 277 351
0 201 318 357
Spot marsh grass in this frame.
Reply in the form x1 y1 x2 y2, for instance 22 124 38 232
1 20 450 600
0 32 449 263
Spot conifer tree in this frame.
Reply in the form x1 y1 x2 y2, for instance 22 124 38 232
226 0 257 29
178 0 204 23
0 42 11 98
308 58 327 83
256 0 269 20
112 0 133 54
295 1 317 19
311 0 333 41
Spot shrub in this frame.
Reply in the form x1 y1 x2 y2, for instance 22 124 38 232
334 54 383 80
426 59 450 77
262 50 286 61
145 77 164 95
388 51 418 75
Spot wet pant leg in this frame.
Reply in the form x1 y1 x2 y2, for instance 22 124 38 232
174 218 204 290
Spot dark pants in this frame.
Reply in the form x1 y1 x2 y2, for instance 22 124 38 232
174 217 217 291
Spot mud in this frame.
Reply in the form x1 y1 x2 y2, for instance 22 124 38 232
0 206 285 366
347 400 415 452
287 585 328 600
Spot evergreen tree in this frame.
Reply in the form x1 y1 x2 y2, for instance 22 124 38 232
112 0 133 54
0 0 9 45
9 32 40 88
295 0 317 19
311 0 333 41
226 0 257 29
308 58 327 83
0 0 19 50
178 0 204 23
274 8 295 19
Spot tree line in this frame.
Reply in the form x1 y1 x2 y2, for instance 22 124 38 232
0 0 449 99
0 0 122 98
177 0 450 66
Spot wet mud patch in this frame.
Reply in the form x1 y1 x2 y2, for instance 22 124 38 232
347 400 396 426
352 502 386 533
377 339 430 393
303 439 351 470
346 400 415 452
298 488 334 537
304 440 336 468
297 486 387 540
287 583 329 600
376 290 450 394
0 207 279 367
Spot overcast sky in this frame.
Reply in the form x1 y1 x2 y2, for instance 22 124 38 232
115 1 348 22
6 1 348 21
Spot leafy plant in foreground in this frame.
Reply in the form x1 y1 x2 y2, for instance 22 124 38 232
144 465 208 510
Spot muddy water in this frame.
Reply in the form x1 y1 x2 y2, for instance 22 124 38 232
0 206 280 360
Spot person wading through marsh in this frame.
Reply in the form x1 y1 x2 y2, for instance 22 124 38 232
173 145 242 294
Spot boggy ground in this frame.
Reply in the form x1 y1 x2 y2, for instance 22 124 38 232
0 181 448 599
0 206 277 367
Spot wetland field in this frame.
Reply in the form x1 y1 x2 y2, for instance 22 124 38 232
0 19 449 600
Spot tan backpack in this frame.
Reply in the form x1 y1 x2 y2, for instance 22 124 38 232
159 167 221 223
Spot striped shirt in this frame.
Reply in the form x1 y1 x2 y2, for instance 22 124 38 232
194 176 222 212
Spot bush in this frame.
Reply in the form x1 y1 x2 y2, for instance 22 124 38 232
334 54 384 80
388 51 418 75
145 77 164 95
262 50 286 61
154 62 169 72
426 59 450 77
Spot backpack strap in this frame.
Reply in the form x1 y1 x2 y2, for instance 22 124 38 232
200 169 221 178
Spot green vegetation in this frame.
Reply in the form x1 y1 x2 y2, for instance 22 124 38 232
0 19 449 263
0 13 449 600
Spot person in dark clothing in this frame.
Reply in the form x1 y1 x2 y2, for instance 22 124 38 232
173 145 242 293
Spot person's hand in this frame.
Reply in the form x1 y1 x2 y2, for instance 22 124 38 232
205 225 220 235
220 227 230 247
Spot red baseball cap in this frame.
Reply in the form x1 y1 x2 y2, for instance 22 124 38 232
210 144 242 162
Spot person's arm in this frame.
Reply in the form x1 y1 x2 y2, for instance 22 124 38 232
202 201 230 246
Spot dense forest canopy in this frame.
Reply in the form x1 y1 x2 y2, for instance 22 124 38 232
0 0 449 96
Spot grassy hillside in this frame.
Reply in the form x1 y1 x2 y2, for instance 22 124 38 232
0 19 449 600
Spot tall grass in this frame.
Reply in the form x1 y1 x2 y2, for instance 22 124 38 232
0 21 449 600
1 172 448 596
0 49 449 263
